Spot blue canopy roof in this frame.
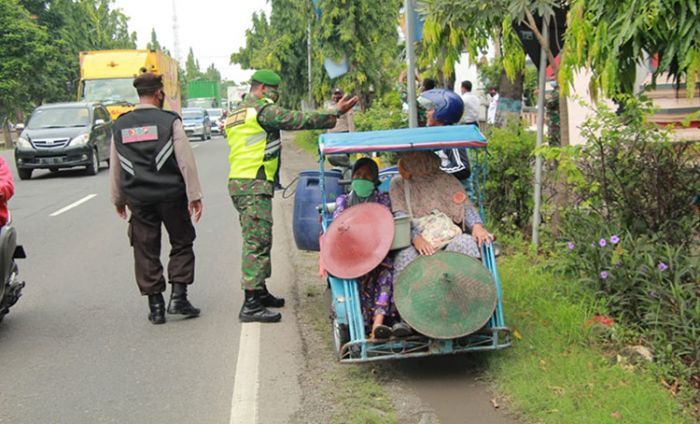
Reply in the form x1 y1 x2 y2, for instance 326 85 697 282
319 125 487 154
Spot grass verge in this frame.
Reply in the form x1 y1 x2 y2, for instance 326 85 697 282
295 251 397 424
293 130 322 158
485 252 693 423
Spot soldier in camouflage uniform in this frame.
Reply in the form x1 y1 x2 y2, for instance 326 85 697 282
225 69 358 323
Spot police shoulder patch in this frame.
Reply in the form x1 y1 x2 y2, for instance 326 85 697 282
122 125 159 143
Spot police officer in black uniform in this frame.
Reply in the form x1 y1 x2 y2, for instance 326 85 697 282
110 73 204 325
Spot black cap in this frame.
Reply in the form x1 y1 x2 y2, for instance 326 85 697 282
133 73 163 91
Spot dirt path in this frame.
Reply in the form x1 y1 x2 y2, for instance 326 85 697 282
279 134 521 423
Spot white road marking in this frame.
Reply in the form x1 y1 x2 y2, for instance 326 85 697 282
49 194 97 217
230 323 261 424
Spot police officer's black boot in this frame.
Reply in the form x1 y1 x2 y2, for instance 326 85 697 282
167 283 200 318
148 293 166 325
239 290 281 323
259 284 285 308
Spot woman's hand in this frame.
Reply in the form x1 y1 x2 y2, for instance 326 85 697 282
471 224 494 247
412 234 435 256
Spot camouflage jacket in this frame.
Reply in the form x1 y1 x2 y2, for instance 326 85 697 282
228 95 339 196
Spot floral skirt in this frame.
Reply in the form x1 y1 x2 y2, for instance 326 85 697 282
393 233 481 275
359 258 397 329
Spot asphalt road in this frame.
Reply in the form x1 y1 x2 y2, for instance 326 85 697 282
0 136 302 424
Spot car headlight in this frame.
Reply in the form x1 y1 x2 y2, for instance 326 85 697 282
195 124 204 129
16 137 32 149
70 133 90 146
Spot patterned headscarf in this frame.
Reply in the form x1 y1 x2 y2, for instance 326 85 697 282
390 151 470 224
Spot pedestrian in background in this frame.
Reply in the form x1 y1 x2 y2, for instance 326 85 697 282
110 73 203 325
487 87 499 125
224 69 357 323
327 88 355 133
459 80 480 125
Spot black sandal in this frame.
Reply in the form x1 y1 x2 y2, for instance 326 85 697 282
372 324 391 339
391 322 412 338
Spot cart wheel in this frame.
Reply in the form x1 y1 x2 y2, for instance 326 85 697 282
332 319 350 358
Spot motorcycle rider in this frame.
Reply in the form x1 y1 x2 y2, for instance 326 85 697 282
0 156 14 227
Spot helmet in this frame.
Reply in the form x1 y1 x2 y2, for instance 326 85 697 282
418 88 464 125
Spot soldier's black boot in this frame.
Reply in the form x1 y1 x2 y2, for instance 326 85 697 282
167 283 200 318
259 284 285 308
148 293 166 325
239 290 281 323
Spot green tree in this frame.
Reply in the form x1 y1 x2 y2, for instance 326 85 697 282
147 28 161 51
232 1 402 109
16 0 136 106
203 63 221 83
185 47 203 81
419 0 565 125
561 0 700 98
77 0 136 50
0 0 51 147
231 4 312 108
315 0 402 108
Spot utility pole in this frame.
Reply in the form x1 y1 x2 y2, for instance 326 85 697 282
307 19 313 108
172 0 182 65
404 0 418 128
531 19 549 248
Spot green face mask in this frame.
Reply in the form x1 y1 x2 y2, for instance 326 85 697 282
351 179 375 198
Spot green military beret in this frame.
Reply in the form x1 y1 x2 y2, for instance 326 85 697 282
251 69 281 86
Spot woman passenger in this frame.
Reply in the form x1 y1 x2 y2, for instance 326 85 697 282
389 151 493 274
333 158 409 339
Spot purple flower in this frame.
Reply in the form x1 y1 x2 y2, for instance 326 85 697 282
610 235 620 244
599 271 609 280
567 242 575 250
657 262 668 272
598 238 607 247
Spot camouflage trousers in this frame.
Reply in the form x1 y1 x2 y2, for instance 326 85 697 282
231 194 273 290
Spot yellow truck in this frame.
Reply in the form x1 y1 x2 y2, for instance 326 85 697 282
79 49 181 120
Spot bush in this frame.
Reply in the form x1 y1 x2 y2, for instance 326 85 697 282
482 123 536 234
548 97 700 245
555 210 700 402
354 102 406 132
548 96 700 405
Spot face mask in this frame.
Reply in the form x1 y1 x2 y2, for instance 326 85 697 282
264 88 280 103
351 179 375 198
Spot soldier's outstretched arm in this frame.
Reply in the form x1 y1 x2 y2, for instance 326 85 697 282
258 95 359 131
258 104 338 131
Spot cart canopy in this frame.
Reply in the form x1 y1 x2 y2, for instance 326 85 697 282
319 125 487 155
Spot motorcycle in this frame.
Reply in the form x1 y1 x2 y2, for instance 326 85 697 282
0 214 26 322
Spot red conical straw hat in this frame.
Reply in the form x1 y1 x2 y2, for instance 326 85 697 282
321 203 395 279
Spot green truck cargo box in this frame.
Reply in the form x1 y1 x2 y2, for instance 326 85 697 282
187 80 221 108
